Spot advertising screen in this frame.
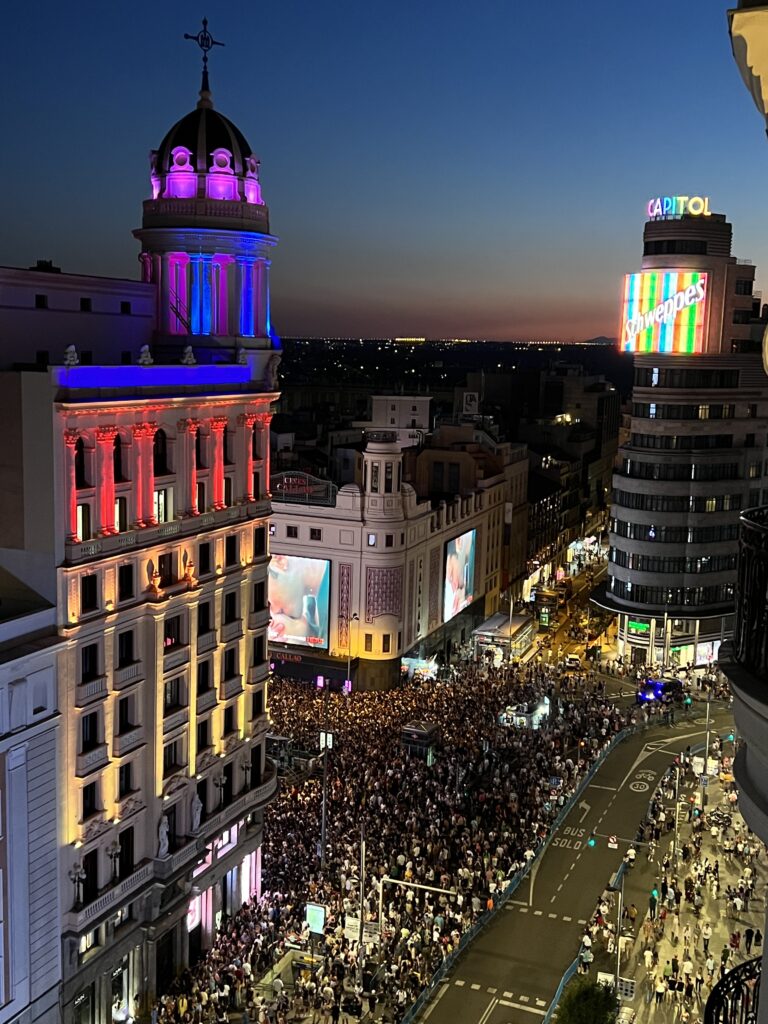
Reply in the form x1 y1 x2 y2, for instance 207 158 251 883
443 529 477 623
268 554 331 649
620 270 708 354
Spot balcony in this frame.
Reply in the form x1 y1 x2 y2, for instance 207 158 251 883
114 661 144 690
65 501 271 564
220 674 243 701
64 860 154 932
247 662 269 686
196 759 279 836
248 608 270 631
74 675 108 707
196 687 218 714
704 955 760 1024
249 714 270 743
163 644 189 673
113 725 144 757
197 630 218 655
221 619 243 643
76 743 109 777
163 706 188 735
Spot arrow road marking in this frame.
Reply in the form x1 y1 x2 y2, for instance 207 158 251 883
578 800 591 822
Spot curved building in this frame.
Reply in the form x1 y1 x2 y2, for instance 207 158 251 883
595 203 768 666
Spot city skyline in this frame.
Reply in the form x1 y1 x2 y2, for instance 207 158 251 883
4 0 768 340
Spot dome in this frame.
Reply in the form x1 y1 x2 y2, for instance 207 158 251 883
155 102 254 177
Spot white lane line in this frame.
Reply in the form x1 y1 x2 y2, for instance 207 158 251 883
578 918 587 924
548 912 557 918
508 899 528 906
570 862 577 871
563 915 572 921
421 981 449 1021
534 909 543 915
519 995 530 1003
471 983 481 990
503 991 513 998
497 999 546 1017
477 996 499 1024
518 906 529 913
487 987 497 994
589 784 617 791
550 895 557 903
454 979 465 986
557 883 563 891
536 999 547 1007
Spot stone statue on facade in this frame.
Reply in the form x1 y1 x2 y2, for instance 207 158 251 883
157 814 170 858
190 791 203 833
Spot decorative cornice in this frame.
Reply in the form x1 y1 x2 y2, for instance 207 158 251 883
209 416 229 432
132 422 157 438
96 425 119 442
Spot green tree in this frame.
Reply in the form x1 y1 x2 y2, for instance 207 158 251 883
556 978 617 1024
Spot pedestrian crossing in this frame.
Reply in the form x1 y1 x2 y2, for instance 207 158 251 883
503 904 587 925
452 978 549 1009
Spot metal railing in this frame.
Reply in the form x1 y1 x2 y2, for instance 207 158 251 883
704 955 761 1024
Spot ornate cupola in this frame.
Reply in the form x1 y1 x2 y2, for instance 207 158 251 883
133 20 277 347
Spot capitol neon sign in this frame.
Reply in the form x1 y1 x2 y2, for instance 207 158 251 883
647 195 711 219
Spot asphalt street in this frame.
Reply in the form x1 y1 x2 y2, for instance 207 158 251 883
418 706 733 1024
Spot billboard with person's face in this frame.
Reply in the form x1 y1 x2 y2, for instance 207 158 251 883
443 529 476 623
268 554 331 648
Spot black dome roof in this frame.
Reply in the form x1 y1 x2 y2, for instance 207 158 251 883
155 101 253 177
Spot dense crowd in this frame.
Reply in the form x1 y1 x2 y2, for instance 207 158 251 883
151 661 631 1023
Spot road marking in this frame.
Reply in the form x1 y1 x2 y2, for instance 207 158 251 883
548 912 557 918
534 910 543 915
471 983 481 990
589 784 617 791
578 800 591 822
518 906 529 913
454 980 465 987
563 916 572 921
477 996 498 1024
496 998 545 1016
557 883 563 891
570 862 576 871
519 995 530 1003
508 899 528 906
536 999 547 1007
504 991 513 998
550 895 557 903
487 987 497 994
578 918 587 924
421 981 449 1021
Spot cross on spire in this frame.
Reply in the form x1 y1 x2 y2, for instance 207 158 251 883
184 18 224 102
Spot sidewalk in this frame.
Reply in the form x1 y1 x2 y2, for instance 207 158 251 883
590 771 764 1024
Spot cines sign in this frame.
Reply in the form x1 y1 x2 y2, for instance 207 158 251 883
620 270 708 355
647 195 711 219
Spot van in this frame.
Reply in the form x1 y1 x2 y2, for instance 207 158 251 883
565 653 581 670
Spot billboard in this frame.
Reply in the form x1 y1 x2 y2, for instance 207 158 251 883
443 529 477 623
268 554 331 649
620 270 708 355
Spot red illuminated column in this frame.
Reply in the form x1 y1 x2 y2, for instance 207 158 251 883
237 413 257 502
210 417 227 509
132 423 156 527
177 418 199 515
256 413 272 497
64 430 79 541
95 426 118 535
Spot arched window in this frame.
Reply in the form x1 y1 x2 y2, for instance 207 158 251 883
113 434 124 482
74 437 87 489
153 429 169 476
195 429 205 470
252 426 260 461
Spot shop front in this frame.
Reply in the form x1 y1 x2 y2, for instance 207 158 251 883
472 613 534 665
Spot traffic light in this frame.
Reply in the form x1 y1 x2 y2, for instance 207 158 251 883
587 830 597 847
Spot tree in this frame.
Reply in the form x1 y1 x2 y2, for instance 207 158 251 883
556 978 617 1024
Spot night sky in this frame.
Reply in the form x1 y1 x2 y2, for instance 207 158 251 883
4 1 768 340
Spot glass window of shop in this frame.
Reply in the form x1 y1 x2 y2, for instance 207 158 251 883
111 958 129 1022
74 986 95 1024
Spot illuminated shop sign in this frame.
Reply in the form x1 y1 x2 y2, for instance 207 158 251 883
620 270 708 354
647 195 711 219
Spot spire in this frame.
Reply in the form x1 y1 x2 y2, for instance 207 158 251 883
183 18 224 110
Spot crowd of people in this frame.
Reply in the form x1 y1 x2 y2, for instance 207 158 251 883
150 659 631 1022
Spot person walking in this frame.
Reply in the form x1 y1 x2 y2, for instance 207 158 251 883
702 922 712 955
745 926 755 954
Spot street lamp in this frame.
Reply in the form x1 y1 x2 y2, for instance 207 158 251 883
107 840 121 882
69 862 86 907
346 612 359 686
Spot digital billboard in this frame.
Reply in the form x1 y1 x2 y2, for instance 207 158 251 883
443 529 477 623
268 554 331 649
620 270 708 355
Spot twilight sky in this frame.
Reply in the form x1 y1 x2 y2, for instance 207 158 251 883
3 1 768 340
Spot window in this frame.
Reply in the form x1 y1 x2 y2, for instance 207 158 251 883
224 476 233 507
385 463 393 493
196 481 206 513
749 403 758 418
367 533 376 547
197 719 210 751
118 828 134 880
254 527 266 557
153 487 171 523
81 574 98 613
81 643 99 682
163 742 178 777
749 462 761 479
75 437 88 488
117 696 132 734
114 496 128 533
364 633 373 653
164 677 182 712
81 712 99 753
80 296 92 312
397 631 402 649
382 634 391 654
286 525 298 539
82 782 98 819
224 428 234 465
253 634 264 664
198 601 211 635
223 706 235 736
253 580 266 612
158 552 175 587
163 615 182 650
117 631 134 667
197 659 211 694
224 591 238 624
736 278 754 295
268 523 276 536
698 405 710 420
118 763 132 798
118 563 134 602
225 535 238 567
76 503 92 541
747 433 756 448
385 534 394 548
252 691 264 719
310 528 322 541
195 430 205 469
733 309 752 324
34 293 48 309
120 301 132 315
371 463 380 492
153 429 169 475
224 648 237 679
198 542 211 576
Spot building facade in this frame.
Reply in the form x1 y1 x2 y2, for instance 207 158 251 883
596 204 768 666
0 63 280 1022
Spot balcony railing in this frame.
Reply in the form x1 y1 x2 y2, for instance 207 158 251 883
114 661 144 690
247 662 269 686
163 707 189 735
163 644 190 672
113 725 144 757
248 608 270 631
65 861 153 932
733 507 768 677
197 687 218 714
220 674 243 701
221 619 243 643
704 954 760 1024
197 630 218 655
75 675 108 707
76 743 109 777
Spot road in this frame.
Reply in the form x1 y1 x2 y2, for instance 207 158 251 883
418 706 733 1024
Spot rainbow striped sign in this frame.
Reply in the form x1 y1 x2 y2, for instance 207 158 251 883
620 270 708 354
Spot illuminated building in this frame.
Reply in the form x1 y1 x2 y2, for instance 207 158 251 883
0 574 63 1024
0 52 278 1022
594 201 768 666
